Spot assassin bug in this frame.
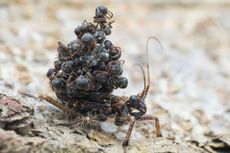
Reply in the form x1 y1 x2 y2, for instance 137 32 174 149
42 37 163 152
41 6 162 153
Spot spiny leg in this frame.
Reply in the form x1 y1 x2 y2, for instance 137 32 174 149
40 95 75 114
122 120 135 153
136 115 162 137
17 92 75 114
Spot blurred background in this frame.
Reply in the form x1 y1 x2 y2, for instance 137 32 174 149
0 0 230 149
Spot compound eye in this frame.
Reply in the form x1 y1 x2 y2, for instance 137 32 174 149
129 95 138 105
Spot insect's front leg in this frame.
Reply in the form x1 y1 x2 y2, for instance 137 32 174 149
121 115 162 153
135 115 162 137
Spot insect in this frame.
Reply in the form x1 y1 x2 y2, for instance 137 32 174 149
42 6 162 153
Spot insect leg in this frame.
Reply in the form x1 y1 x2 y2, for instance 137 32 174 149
40 95 75 114
122 120 135 153
135 115 162 137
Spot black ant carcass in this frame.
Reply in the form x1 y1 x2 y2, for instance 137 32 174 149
43 6 162 152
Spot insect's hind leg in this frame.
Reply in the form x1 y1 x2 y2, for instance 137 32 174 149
136 115 162 137
40 95 75 114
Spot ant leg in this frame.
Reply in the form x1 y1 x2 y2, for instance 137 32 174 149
122 120 135 153
136 115 162 137
40 95 74 114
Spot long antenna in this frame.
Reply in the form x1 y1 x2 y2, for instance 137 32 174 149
135 64 146 92
130 64 146 95
141 36 164 98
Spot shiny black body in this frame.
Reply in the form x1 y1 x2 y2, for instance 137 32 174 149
46 6 143 125
45 6 162 152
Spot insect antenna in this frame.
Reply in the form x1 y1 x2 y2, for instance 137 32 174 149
141 36 164 98
132 64 146 94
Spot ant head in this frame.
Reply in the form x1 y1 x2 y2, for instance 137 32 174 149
128 94 146 118
104 40 113 49
111 76 128 89
95 6 113 19
61 61 74 75
75 75 91 91
81 33 94 45
51 78 65 90
106 60 124 76
47 68 56 78
95 6 108 17
129 95 144 106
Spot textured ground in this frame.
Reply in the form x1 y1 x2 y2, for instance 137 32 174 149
1 0 230 153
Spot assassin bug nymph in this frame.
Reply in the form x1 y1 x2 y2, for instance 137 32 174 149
42 6 162 153
42 37 163 152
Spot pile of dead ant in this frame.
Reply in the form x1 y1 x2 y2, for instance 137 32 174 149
43 6 162 152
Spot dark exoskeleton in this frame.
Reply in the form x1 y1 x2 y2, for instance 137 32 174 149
42 6 162 153
93 5 114 35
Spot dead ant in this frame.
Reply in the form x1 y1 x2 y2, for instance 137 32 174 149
41 36 163 153
93 5 114 35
